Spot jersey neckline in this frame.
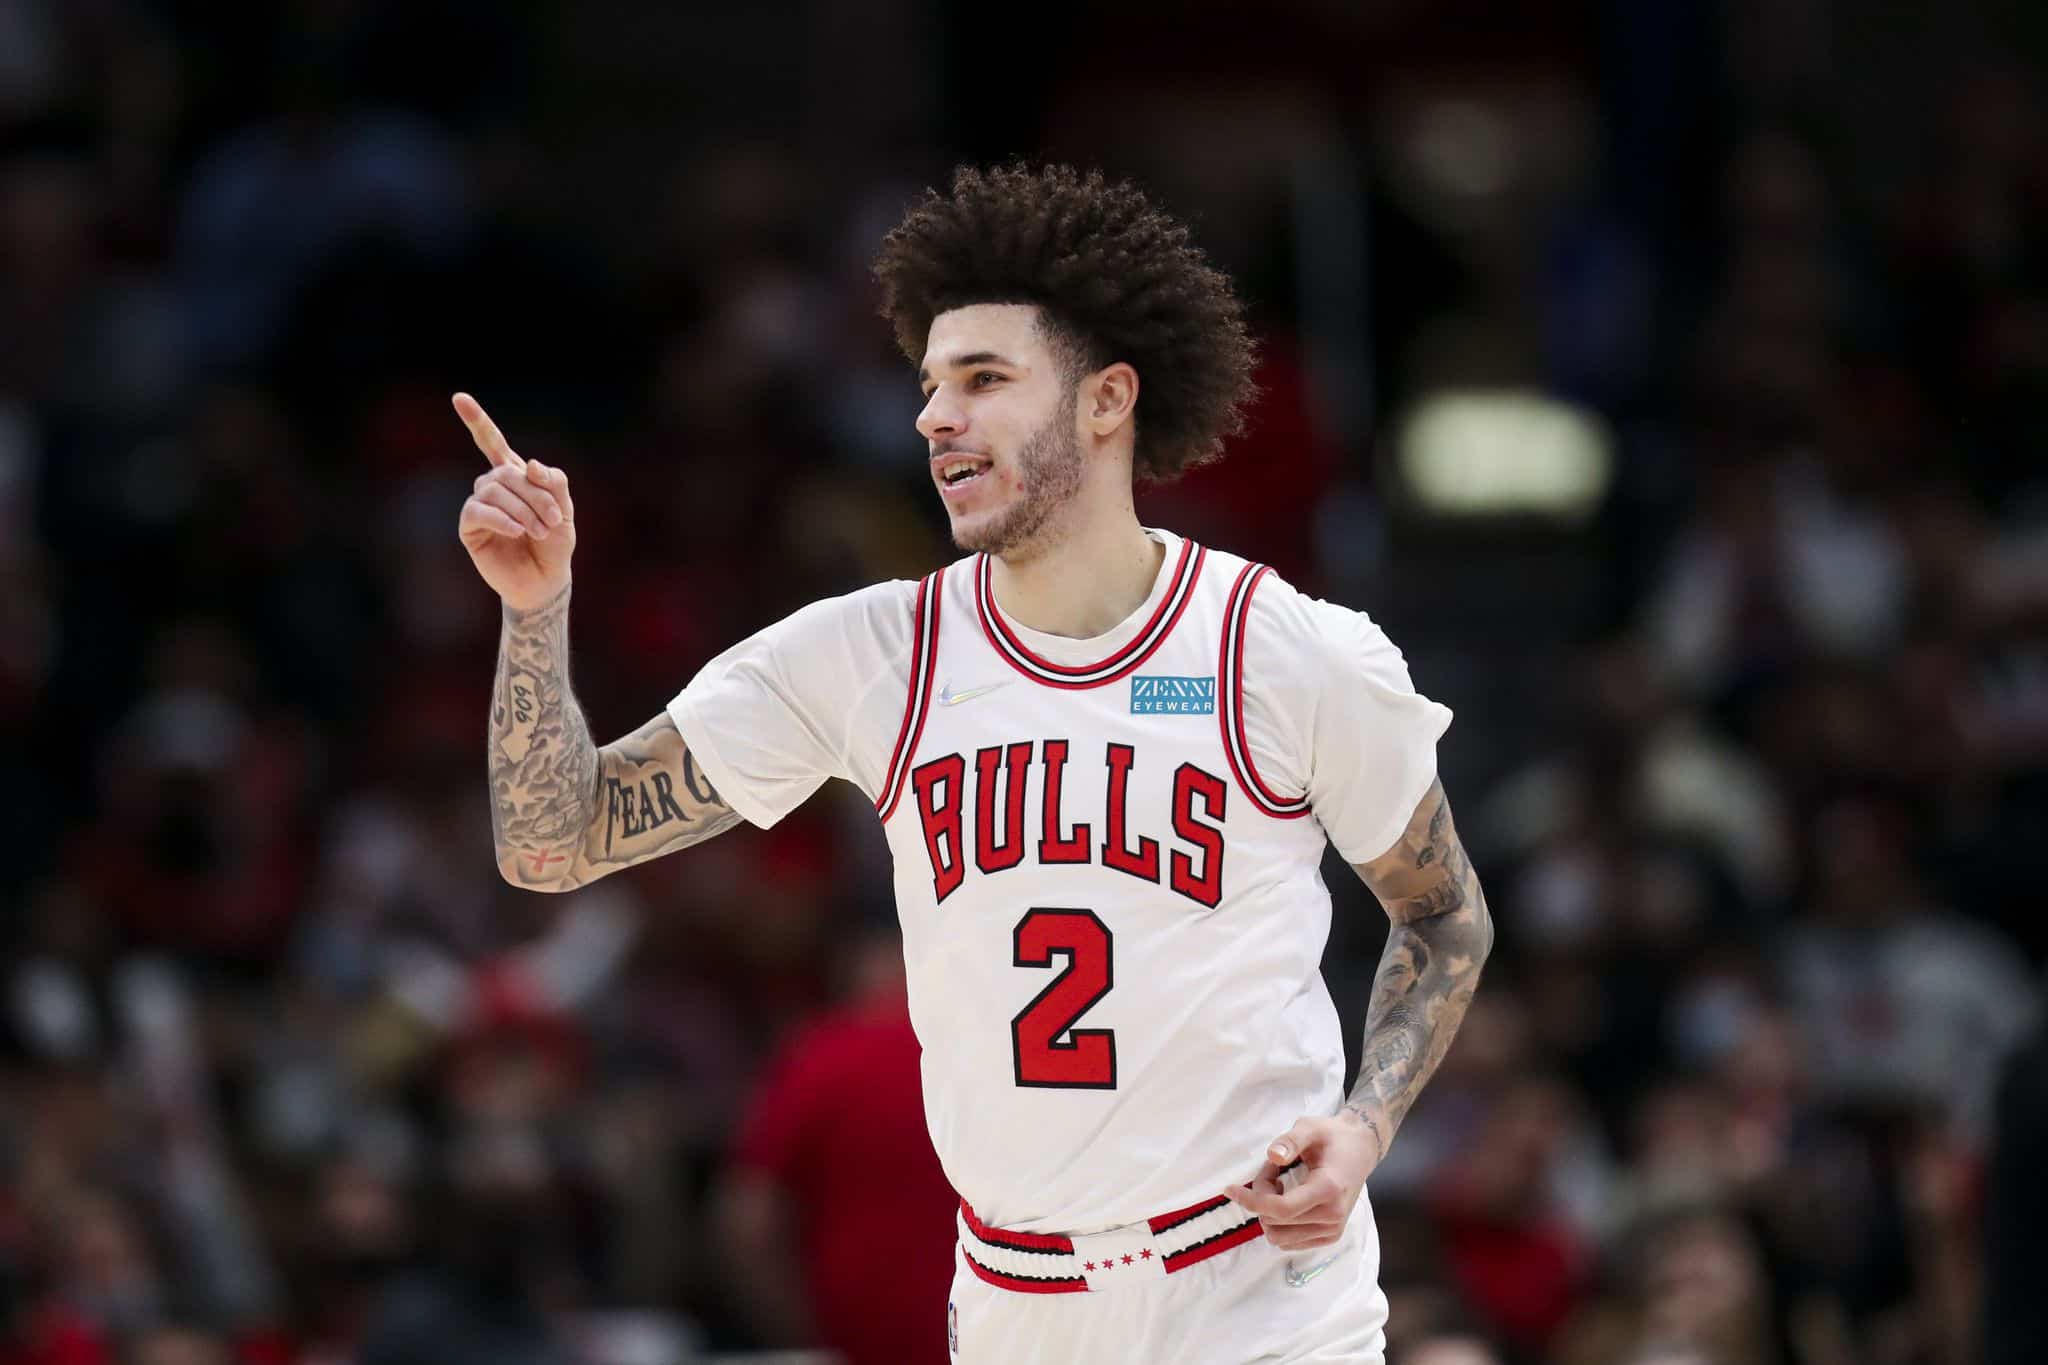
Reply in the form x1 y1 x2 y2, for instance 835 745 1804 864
973 530 1208 690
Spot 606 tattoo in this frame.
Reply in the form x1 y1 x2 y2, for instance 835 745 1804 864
501 671 541 763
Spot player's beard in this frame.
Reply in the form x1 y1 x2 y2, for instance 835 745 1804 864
952 389 1085 557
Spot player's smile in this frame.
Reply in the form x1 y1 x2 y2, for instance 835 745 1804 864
933 450 995 498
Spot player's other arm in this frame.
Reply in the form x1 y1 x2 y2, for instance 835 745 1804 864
1341 777 1494 1160
457 392 742 892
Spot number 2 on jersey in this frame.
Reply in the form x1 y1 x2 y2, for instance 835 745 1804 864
1011 908 1117 1089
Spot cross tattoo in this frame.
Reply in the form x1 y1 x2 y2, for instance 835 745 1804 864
529 849 568 874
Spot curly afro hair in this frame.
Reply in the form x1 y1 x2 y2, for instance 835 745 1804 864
873 162 1258 483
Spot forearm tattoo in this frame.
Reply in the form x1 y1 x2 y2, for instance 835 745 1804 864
491 585 598 886
488 586 739 890
1342 783 1493 1151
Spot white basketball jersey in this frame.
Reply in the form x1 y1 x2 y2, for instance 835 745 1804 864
872 534 1346 1233
668 526 1451 1238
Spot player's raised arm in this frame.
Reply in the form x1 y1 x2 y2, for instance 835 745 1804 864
456 393 743 891
1341 778 1493 1156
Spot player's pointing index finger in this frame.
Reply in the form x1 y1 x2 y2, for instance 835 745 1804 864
452 392 523 469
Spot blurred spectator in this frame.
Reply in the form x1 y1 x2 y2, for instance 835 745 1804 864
1427 1075 1598 1357
21 1187 166 1360
1556 1205 1791 1365
66 621 313 965
121 1323 227 1365
1780 794 2035 1141
282 1155 416 1365
1401 1334 1507 1365
353 1123 584 1365
715 927 956 1365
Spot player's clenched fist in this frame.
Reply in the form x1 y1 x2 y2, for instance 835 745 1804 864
453 392 577 612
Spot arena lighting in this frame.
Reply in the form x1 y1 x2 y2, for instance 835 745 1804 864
1395 387 1614 520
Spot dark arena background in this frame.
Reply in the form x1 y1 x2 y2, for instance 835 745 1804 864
3 1 2047 1363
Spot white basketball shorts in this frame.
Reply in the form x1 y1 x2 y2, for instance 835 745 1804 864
945 1199 1389 1364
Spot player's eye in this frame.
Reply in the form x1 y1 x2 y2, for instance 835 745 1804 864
972 371 1003 388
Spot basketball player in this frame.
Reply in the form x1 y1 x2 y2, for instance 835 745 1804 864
457 163 1492 1364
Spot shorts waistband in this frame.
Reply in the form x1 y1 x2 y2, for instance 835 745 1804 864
957 1194 1264 1294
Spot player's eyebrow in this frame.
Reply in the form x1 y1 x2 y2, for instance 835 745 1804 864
917 352 1016 386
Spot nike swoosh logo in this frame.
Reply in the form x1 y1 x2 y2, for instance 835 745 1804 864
937 680 1011 707
1283 1251 1343 1288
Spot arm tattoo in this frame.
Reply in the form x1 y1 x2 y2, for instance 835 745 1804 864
1342 783 1493 1146
491 585 599 887
582 714 742 882
488 587 739 890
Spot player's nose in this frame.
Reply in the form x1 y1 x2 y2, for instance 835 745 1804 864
916 387 965 442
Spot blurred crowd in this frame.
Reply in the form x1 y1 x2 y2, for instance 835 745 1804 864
1 2 2045 1365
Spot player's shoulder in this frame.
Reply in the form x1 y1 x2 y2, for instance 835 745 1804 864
1202 552 1421 733
843 576 925 621
1207 553 1376 665
777 577 923 638
728 579 926 680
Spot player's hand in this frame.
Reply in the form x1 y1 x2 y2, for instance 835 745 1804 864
1224 1109 1384 1251
454 392 577 612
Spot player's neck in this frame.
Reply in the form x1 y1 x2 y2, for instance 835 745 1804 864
988 504 1165 640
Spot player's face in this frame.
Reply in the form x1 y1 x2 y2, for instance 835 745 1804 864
916 303 1086 557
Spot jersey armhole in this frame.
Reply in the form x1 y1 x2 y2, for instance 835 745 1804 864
1216 563 1313 821
875 566 945 821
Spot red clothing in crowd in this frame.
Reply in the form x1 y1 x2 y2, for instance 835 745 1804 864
1428 1186 1589 1356
731 990 958 1365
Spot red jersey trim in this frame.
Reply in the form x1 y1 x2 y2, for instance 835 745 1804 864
959 1247 1089 1294
1217 563 1312 820
876 569 944 821
1159 1216 1265 1273
975 541 1207 690
959 1200 1074 1254
1146 1193 1233 1235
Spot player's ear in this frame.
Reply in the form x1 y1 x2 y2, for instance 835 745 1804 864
1083 362 1139 436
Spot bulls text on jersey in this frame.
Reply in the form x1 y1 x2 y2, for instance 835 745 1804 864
908 739 1227 910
